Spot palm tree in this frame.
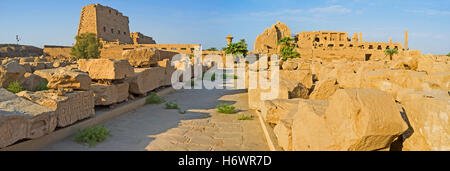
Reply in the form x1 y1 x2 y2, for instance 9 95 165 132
384 48 398 60
223 39 248 57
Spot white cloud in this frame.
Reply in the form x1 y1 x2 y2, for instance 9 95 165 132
250 5 352 17
250 9 303 17
405 9 450 15
308 5 352 14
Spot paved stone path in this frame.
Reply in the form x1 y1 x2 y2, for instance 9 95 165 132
44 88 268 151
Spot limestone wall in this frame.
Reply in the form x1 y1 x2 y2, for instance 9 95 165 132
43 45 72 58
131 32 156 44
77 4 133 44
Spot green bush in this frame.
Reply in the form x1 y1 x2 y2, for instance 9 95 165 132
223 39 248 57
165 101 179 109
447 53 450 57
7 81 23 93
74 125 111 147
238 114 252 120
217 103 236 114
146 92 165 104
71 33 102 59
178 108 186 114
34 80 48 92
278 37 300 61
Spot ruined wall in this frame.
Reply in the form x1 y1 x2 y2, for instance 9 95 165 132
131 32 156 44
43 45 72 57
296 31 407 61
77 4 133 44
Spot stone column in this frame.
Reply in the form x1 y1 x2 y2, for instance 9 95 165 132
404 29 408 50
359 32 363 42
226 35 233 45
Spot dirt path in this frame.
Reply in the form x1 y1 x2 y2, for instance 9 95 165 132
44 88 268 151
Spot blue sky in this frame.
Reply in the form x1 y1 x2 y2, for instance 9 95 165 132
0 0 449 54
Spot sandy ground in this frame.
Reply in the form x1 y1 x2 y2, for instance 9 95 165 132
43 88 268 151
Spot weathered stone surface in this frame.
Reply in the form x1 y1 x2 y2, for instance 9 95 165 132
324 89 408 151
78 59 134 80
17 90 94 127
47 69 91 91
291 99 332 151
121 47 160 67
127 67 165 95
254 21 291 54
279 79 309 100
261 99 300 125
0 60 26 88
158 59 177 86
398 90 449 151
22 73 46 91
0 88 56 148
310 77 339 100
423 72 449 90
386 70 427 90
92 82 129 106
279 70 313 89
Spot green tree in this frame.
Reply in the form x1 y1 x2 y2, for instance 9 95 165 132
447 52 450 57
70 33 102 59
204 47 218 51
278 37 300 61
384 48 399 60
223 39 248 57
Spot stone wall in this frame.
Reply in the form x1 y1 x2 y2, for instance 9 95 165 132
77 4 133 44
43 45 72 58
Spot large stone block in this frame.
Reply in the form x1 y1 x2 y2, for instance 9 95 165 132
0 60 26 88
47 69 91 91
324 89 409 151
127 67 165 95
92 82 129 106
291 100 331 151
0 88 56 148
17 90 95 127
22 73 47 91
310 77 339 100
78 59 134 80
261 98 300 125
121 47 160 67
398 90 449 151
279 70 313 89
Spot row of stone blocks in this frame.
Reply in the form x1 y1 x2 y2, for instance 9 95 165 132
0 88 94 148
250 58 449 151
0 58 177 148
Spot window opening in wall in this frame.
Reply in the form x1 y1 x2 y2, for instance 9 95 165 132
103 27 106 32
171 48 177 50
111 28 114 34
369 45 373 49
181 48 187 50
118 30 120 34
377 45 382 50
386 46 390 49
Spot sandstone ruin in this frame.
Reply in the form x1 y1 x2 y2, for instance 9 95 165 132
0 4 448 151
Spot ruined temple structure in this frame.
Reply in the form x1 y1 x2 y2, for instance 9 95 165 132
295 30 418 61
254 21 421 61
44 4 201 58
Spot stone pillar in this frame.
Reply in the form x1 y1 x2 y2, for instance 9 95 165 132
353 32 358 42
226 35 233 45
359 32 363 42
389 37 392 43
404 29 408 50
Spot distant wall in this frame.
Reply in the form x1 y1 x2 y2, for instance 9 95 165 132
43 45 72 57
0 44 43 58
